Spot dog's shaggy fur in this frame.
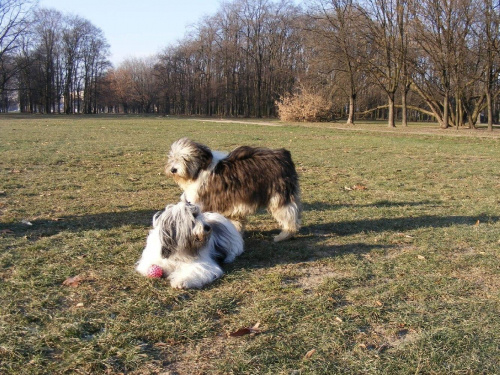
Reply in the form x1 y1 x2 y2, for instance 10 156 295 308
136 201 244 289
166 138 301 241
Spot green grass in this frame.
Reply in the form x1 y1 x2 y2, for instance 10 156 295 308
1 114 499 374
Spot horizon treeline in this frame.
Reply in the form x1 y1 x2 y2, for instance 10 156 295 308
1 0 499 129
0 2 110 115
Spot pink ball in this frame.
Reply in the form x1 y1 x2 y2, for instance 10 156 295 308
147 265 163 278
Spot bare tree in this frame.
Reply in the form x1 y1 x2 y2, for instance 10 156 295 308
213 3 245 116
360 0 411 128
0 0 36 109
62 15 85 114
111 57 159 113
32 8 62 113
480 0 500 131
80 21 110 113
305 0 367 125
410 0 476 128
14 9 110 114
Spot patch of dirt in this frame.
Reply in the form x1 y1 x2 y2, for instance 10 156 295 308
363 325 422 353
451 266 500 299
383 245 420 260
195 119 282 127
297 266 344 290
156 336 240 375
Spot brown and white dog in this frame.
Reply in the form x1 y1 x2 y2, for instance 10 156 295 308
166 138 301 241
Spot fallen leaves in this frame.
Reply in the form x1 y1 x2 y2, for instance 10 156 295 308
63 275 84 287
229 322 262 337
304 348 316 359
474 220 481 230
62 274 94 287
153 339 177 348
353 183 367 190
344 184 367 191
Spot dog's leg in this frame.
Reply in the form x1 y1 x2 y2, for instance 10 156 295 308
168 259 223 289
270 200 301 242
229 217 246 234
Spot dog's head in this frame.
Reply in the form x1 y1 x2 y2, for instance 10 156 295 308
166 138 213 183
153 201 212 258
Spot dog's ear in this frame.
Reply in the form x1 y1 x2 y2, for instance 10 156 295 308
195 142 213 170
159 224 177 258
153 206 178 258
161 244 174 258
152 205 174 227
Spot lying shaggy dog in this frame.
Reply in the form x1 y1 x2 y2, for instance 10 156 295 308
166 138 301 242
136 201 244 289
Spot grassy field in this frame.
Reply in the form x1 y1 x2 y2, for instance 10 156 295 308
1 115 499 374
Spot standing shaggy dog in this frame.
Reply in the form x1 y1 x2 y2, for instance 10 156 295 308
166 138 301 242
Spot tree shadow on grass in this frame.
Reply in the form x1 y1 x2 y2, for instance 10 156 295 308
2 209 496 241
2 206 497 269
0 199 445 238
0 209 158 239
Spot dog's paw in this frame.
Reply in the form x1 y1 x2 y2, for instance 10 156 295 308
168 262 223 289
274 231 294 242
169 278 190 289
169 273 218 289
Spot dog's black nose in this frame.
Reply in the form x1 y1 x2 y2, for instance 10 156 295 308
170 167 177 174
203 224 211 232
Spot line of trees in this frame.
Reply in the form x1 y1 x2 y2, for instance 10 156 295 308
1 0 499 129
102 0 305 118
0 1 110 114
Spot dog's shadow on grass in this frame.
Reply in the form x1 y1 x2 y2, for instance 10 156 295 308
241 211 499 268
302 199 443 212
303 213 498 237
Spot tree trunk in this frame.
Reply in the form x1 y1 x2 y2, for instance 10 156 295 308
346 93 355 125
387 92 396 128
402 87 408 127
486 89 493 132
442 92 449 129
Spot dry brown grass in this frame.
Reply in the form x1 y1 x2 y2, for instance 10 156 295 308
1 114 499 374
276 88 333 122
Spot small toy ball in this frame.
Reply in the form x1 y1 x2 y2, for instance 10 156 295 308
147 265 163 278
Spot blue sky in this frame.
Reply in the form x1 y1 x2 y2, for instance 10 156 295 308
38 0 224 66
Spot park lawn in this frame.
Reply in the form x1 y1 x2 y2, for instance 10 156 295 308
1 115 499 374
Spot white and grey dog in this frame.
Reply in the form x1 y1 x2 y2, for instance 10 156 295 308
136 201 244 289
166 138 301 242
